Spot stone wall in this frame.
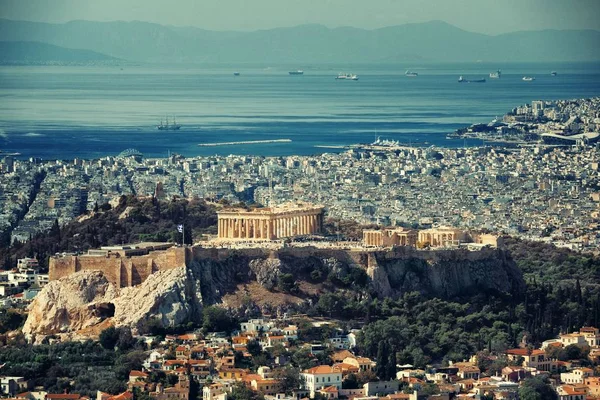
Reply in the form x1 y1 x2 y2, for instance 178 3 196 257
49 247 189 287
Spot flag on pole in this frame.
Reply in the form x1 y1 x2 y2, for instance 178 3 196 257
177 224 183 233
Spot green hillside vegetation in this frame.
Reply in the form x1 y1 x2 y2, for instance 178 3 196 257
1 195 217 270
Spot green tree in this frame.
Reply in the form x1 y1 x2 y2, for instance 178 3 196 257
375 341 388 379
247 339 262 357
518 377 557 400
99 327 119 349
273 366 302 394
202 306 236 333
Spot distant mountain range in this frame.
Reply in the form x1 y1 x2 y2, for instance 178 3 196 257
0 41 116 64
0 18 599 64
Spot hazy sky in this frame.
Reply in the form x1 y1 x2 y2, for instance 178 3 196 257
1 0 599 34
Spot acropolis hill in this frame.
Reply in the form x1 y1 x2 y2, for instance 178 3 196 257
49 240 521 295
32 241 525 339
49 203 507 291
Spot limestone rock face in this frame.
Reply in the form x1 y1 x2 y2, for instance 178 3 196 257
112 266 203 329
367 248 525 298
23 267 204 342
23 270 118 338
249 258 285 290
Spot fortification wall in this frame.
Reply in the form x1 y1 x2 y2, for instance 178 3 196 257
49 246 189 287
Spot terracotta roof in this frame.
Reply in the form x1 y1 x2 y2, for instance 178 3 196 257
331 350 355 362
332 362 359 372
107 392 133 400
303 365 341 374
46 395 81 400
559 385 587 395
178 334 198 340
129 370 149 377
319 386 339 393
164 360 187 366
385 394 411 400
243 374 263 383
505 348 544 356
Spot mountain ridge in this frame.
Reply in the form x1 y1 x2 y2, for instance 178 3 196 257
0 18 598 64
0 41 116 64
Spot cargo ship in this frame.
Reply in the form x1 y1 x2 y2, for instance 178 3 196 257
458 76 486 83
289 70 304 75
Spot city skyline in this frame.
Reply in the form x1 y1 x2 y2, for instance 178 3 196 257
1 0 600 35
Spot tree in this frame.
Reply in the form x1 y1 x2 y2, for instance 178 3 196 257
375 341 388 379
385 348 397 381
342 374 359 389
247 339 262 357
99 327 119 350
229 382 263 400
273 367 301 394
518 377 557 400
277 273 297 293
292 348 315 370
202 306 236 333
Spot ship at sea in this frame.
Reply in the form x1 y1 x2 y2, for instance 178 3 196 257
522 76 535 82
157 116 181 131
336 73 359 80
458 76 486 83
551 71 558 76
405 70 418 77
289 70 304 75
233 72 240 76
489 70 501 79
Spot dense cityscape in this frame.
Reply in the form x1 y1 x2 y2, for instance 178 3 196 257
0 94 600 400
2 0 600 394
2 98 600 252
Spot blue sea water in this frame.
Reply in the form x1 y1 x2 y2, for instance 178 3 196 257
0 62 599 159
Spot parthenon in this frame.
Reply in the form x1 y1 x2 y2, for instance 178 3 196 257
217 202 324 240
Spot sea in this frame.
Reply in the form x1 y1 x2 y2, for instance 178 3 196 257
0 62 599 160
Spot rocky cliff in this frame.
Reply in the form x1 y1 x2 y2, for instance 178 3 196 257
23 246 525 341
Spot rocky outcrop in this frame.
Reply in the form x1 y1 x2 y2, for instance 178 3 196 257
112 266 203 328
22 270 118 338
367 247 525 298
23 246 525 341
23 266 204 342
249 258 285 290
